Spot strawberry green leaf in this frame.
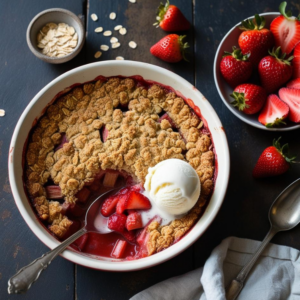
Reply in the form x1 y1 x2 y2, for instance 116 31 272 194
273 137 297 164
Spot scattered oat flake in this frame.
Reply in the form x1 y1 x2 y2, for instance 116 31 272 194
129 41 137 49
112 42 121 49
116 56 124 60
0 109 5 117
109 12 116 20
114 25 122 31
95 27 103 33
94 51 102 58
119 28 127 35
110 37 118 44
103 30 112 36
129 0 136 2
91 14 98 21
100 45 109 51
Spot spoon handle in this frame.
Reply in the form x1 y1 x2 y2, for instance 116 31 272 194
226 227 277 300
8 227 86 294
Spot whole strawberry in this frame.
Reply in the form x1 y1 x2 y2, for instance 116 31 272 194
258 47 293 94
238 14 274 66
220 47 253 88
150 34 189 63
253 137 296 178
230 83 267 114
154 0 190 32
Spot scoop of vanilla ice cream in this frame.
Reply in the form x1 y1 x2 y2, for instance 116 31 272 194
144 159 201 215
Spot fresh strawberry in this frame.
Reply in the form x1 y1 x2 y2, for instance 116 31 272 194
258 95 289 127
126 212 143 231
154 0 190 32
111 240 128 258
220 47 253 88
270 2 300 55
101 195 119 217
126 191 151 210
286 78 300 89
279 87 300 122
292 43 300 79
253 137 296 178
150 34 189 63
258 47 293 94
238 14 274 66
108 213 127 233
230 84 267 114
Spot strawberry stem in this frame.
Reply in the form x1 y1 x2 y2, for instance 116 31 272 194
265 118 286 128
154 0 170 27
239 14 266 31
268 47 293 65
179 35 189 61
223 46 250 61
273 137 297 164
230 91 250 111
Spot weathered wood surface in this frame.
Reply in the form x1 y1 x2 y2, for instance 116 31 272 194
1 0 300 299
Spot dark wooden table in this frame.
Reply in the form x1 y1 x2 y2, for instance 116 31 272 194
1 0 300 299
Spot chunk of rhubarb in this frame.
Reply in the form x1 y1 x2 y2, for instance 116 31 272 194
54 133 68 152
101 126 109 142
76 187 91 203
101 195 120 217
61 203 85 217
111 240 128 258
158 113 176 128
103 172 119 187
73 233 89 251
45 185 63 199
89 179 102 191
126 212 143 231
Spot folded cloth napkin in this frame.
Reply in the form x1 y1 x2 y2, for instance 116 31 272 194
130 237 300 300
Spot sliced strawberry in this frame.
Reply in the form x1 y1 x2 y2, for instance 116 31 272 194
103 172 119 187
279 88 300 122
45 185 63 199
158 113 177 128
75 187 91 203
108 213 127 233
116 193 130 214
101 195 120 217
270 2 300 55
287 78 300 89
111 240 128 258
258 95 289 127
73 233 89 251
126 212 143 231
121 229 136 244
101 126 109 142
126 191 151 210
293 43 300 79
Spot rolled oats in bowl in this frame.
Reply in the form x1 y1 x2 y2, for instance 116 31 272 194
37 23 78 58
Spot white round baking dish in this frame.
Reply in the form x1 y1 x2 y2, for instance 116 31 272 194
9 61 230 271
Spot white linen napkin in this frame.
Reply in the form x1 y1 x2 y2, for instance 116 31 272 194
130 237 300 300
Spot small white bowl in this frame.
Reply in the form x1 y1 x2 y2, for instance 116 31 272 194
214 12 300 131
26 8 85 64
9 61 230 271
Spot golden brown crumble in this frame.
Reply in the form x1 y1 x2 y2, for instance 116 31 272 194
25 77 214 249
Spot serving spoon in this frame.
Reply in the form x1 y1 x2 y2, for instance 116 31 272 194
226 178 300 300
8 188 119 294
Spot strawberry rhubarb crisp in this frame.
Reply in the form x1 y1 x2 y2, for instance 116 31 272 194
24 76 215 260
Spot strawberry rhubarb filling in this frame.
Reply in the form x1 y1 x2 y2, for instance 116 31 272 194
24 76 215 260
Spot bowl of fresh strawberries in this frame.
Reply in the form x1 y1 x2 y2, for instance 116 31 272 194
214 2 300 131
